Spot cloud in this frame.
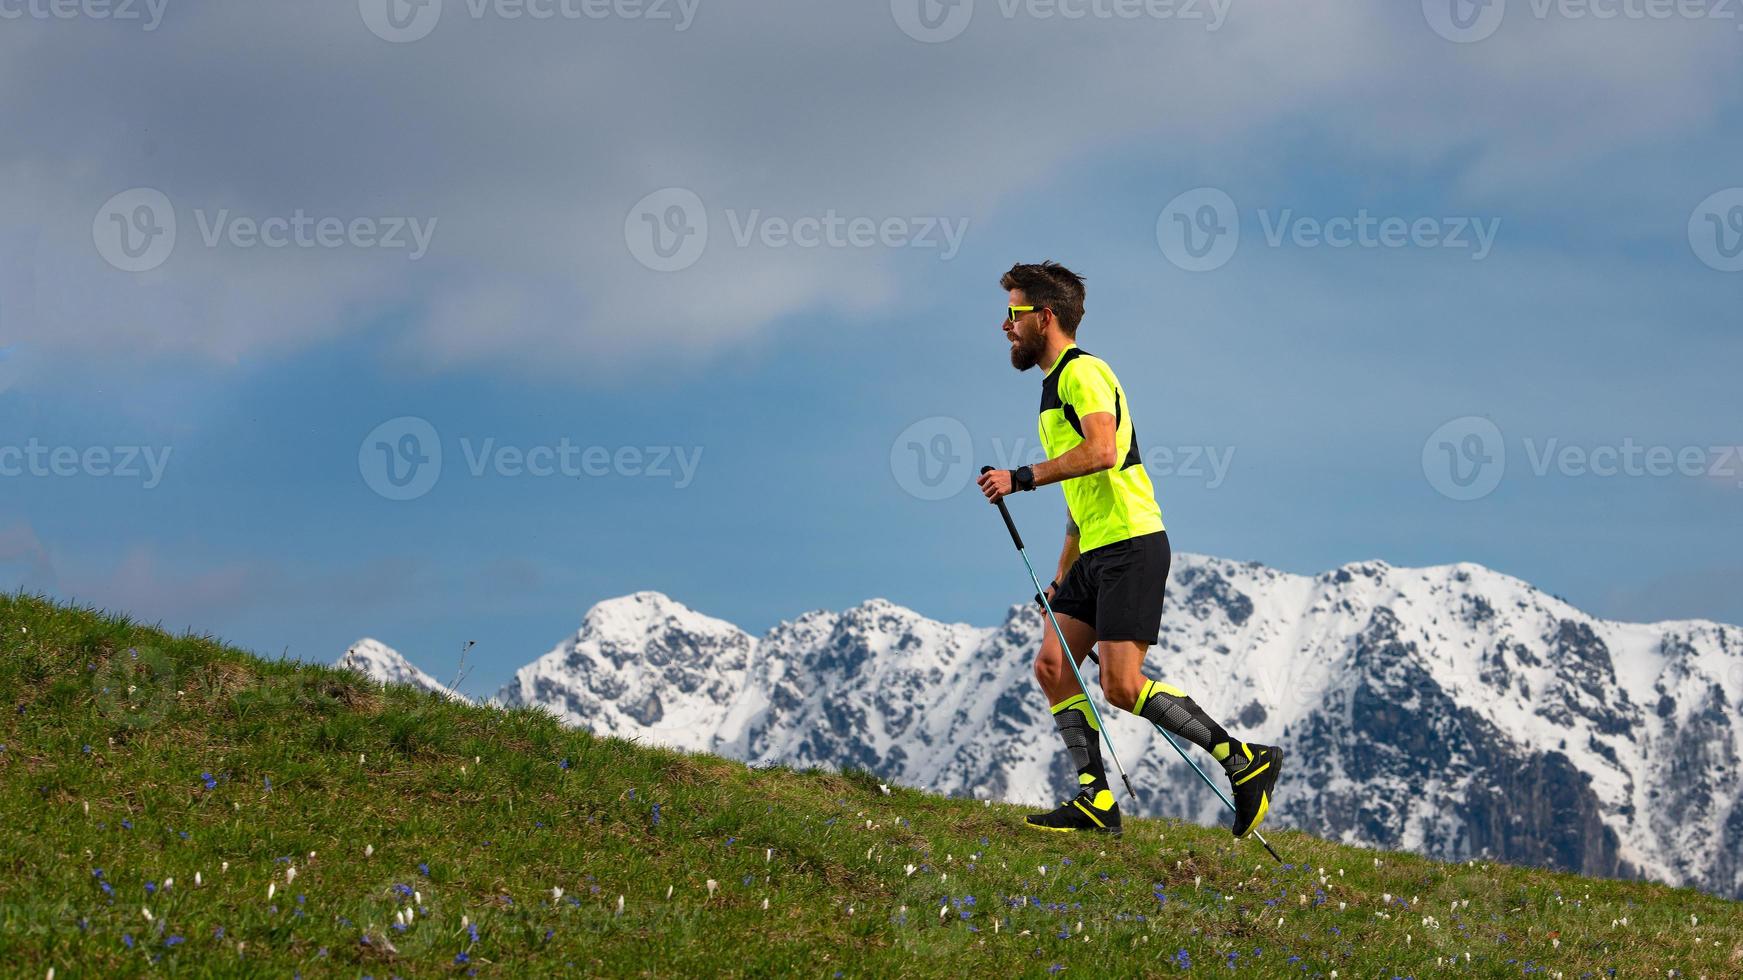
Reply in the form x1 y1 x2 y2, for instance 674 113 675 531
0 1 1737 377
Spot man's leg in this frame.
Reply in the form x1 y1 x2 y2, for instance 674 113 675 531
1103 640 1282 837
1033 611 1104 792
1096 639 1255 781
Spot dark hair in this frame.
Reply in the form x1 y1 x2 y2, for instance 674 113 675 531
1000 261 1086 336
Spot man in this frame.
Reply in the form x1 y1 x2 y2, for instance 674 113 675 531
976 261 1283 839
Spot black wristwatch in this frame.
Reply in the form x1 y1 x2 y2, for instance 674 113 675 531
1012 465 1036 492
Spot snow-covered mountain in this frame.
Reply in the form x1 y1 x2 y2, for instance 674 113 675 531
337 638 469 702
357 559 1743 901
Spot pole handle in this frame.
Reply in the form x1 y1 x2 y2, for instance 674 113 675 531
979 466 1025 551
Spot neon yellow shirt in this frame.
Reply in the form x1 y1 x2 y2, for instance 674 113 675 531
1037 344 1165 552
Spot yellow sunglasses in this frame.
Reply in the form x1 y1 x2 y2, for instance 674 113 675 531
1006 305 1040 323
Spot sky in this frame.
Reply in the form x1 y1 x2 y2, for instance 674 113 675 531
1 0 1739 699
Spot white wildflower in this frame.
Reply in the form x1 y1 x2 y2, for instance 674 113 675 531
163 878 173 889
195 872 202 887
666 885 673 899
762 898 769 911
879 783 890 795
940 905 948 919
285 867 296 885
706 879 718 897
267 882 275 901
142 907 154 922
552 887 564 902
616 895 624 916
905 864 917 877
364 844 374 858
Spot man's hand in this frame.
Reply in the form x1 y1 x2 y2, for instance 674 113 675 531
977 468 1016 503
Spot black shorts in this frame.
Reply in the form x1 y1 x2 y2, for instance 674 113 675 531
1048 530 1171 644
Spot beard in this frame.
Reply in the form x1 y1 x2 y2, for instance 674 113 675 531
1008 322 1046 371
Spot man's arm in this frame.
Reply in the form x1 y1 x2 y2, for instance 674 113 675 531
975 412 1118 502
1031 411 1118 487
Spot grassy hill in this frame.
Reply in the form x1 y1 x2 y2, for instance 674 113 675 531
1 593 1738 978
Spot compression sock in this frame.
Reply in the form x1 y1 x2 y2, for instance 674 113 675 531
1050 693 1108 793
1133 679 1252 778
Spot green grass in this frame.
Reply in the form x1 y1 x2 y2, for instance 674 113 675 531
1 592 1738 978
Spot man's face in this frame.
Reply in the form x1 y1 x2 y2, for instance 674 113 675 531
1004 288 1047 371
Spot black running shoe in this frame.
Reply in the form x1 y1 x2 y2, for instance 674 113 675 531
1229 743 1283 839
1025 786 1122 836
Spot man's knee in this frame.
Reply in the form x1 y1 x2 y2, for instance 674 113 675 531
1094 662 1150 707
1033 645 1067 687
1101 673 1144 713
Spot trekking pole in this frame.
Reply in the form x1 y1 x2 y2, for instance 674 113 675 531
980 467 1137 802
1079 650 1284 864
